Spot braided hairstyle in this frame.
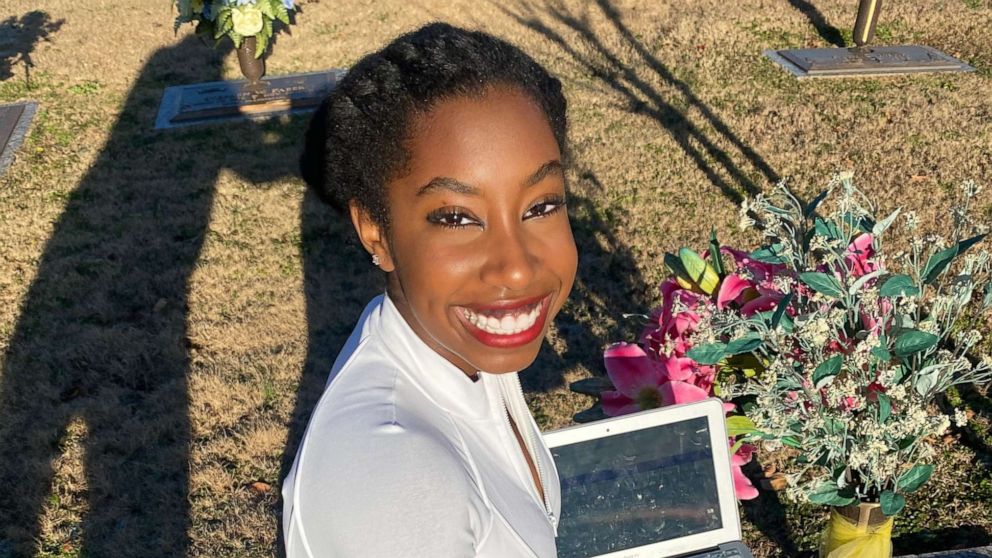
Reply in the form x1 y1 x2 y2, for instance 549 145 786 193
299 22 568 227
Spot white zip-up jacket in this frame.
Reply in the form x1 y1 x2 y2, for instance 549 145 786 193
282 295 561 557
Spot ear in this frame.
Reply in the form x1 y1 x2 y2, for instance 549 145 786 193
349 201 396 272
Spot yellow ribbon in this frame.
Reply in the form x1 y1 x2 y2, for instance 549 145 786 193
820 508 894 558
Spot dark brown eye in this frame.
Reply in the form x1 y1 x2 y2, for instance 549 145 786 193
524 195 566 220
427 208 482 229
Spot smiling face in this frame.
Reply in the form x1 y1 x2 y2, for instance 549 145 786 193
351 85 577 376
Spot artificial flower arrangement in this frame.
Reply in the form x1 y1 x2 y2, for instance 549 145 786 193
572 173 991 555
174 0 297 58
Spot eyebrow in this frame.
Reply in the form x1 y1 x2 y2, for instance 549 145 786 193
416 159 564 197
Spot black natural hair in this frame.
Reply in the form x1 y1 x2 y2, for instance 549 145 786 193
299 22 568 226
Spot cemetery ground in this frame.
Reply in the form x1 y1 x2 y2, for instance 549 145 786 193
1 0 992 556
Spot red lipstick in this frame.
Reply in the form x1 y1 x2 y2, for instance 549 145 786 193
456 294 552 349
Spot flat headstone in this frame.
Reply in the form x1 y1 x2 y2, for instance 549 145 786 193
0 101 37 176
155 69 344 129
764 45 974 78
899 546 992 557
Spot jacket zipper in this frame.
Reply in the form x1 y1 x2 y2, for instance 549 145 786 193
497 373 557 534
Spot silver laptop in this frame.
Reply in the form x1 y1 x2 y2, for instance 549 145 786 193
544 398 754 558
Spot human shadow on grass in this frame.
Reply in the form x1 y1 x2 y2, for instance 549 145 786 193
500 0 780 206
275 190 384 556
786 0 846 47
0 36 300 557
0 11 64 85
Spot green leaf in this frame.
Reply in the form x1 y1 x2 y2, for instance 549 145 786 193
893 329 938 358
880 274 920 298
808 483 858 506
872 208 901 237
726 334 763 355
848 268 885 296
871 345 892 362
914 365 941 397
709 228 724 276
897 436 917 450
750 244 789 264
273 0 291 25
664 253 692 284
813 355 843 388
804 190 829 218
878 393 891 423
841 212 873 234
896 464 933 493
569 377 615 397
922 245 959 284
799 272 844 299
815 218 844 241
257 0 276 19
782 436 802 448
255 31 269 58
726 415 759 437
918 232 983 286
686 343 728 365
771 292 793 329
824 417 845 435
880 490 905 516
958 233 987 255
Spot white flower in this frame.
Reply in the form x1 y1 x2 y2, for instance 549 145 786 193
232 5 264 36
955 408 969 427
904 211 919 231
961 180 982 198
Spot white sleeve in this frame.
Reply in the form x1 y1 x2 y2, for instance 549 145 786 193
288 423 488 558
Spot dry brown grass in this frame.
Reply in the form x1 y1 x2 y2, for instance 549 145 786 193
1 0 991 556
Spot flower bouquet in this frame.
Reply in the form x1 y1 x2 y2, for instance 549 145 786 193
174 0 297 59
721 176 991 556
571 174 992 555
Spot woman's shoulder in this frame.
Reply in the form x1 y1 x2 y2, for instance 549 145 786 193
288 405 492 556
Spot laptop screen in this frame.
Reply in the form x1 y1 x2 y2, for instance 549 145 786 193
552 416 723 558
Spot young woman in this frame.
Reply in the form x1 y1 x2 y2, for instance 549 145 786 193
283 23 578 557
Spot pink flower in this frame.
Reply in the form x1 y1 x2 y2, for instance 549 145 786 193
844 233 878 278
601 343 711 416
717 274 752 310
731 442 759 500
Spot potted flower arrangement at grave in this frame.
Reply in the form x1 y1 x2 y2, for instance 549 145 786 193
720 176 991 556
571 173 992 556
173 0 298 91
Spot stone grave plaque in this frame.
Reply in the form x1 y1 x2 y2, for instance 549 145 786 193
0 101 38 176
764 46 974 79
155 69 345 129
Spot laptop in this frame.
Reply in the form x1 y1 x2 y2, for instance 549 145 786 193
544 398 754 558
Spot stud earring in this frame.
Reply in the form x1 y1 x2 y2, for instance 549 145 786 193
372 254 381 267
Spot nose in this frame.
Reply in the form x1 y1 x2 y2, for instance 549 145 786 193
480 221 538 292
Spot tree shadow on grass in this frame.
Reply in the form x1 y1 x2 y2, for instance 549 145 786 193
500 0 779 206
0 11 64 85
0 36 300 557
786 0 846 48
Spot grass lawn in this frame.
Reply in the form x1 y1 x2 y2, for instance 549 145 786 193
1 0 991 556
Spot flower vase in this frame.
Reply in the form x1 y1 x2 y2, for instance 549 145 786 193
819 503 893 558
236 36 266 98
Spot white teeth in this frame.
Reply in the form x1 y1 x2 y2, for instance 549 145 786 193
462 303 542 336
